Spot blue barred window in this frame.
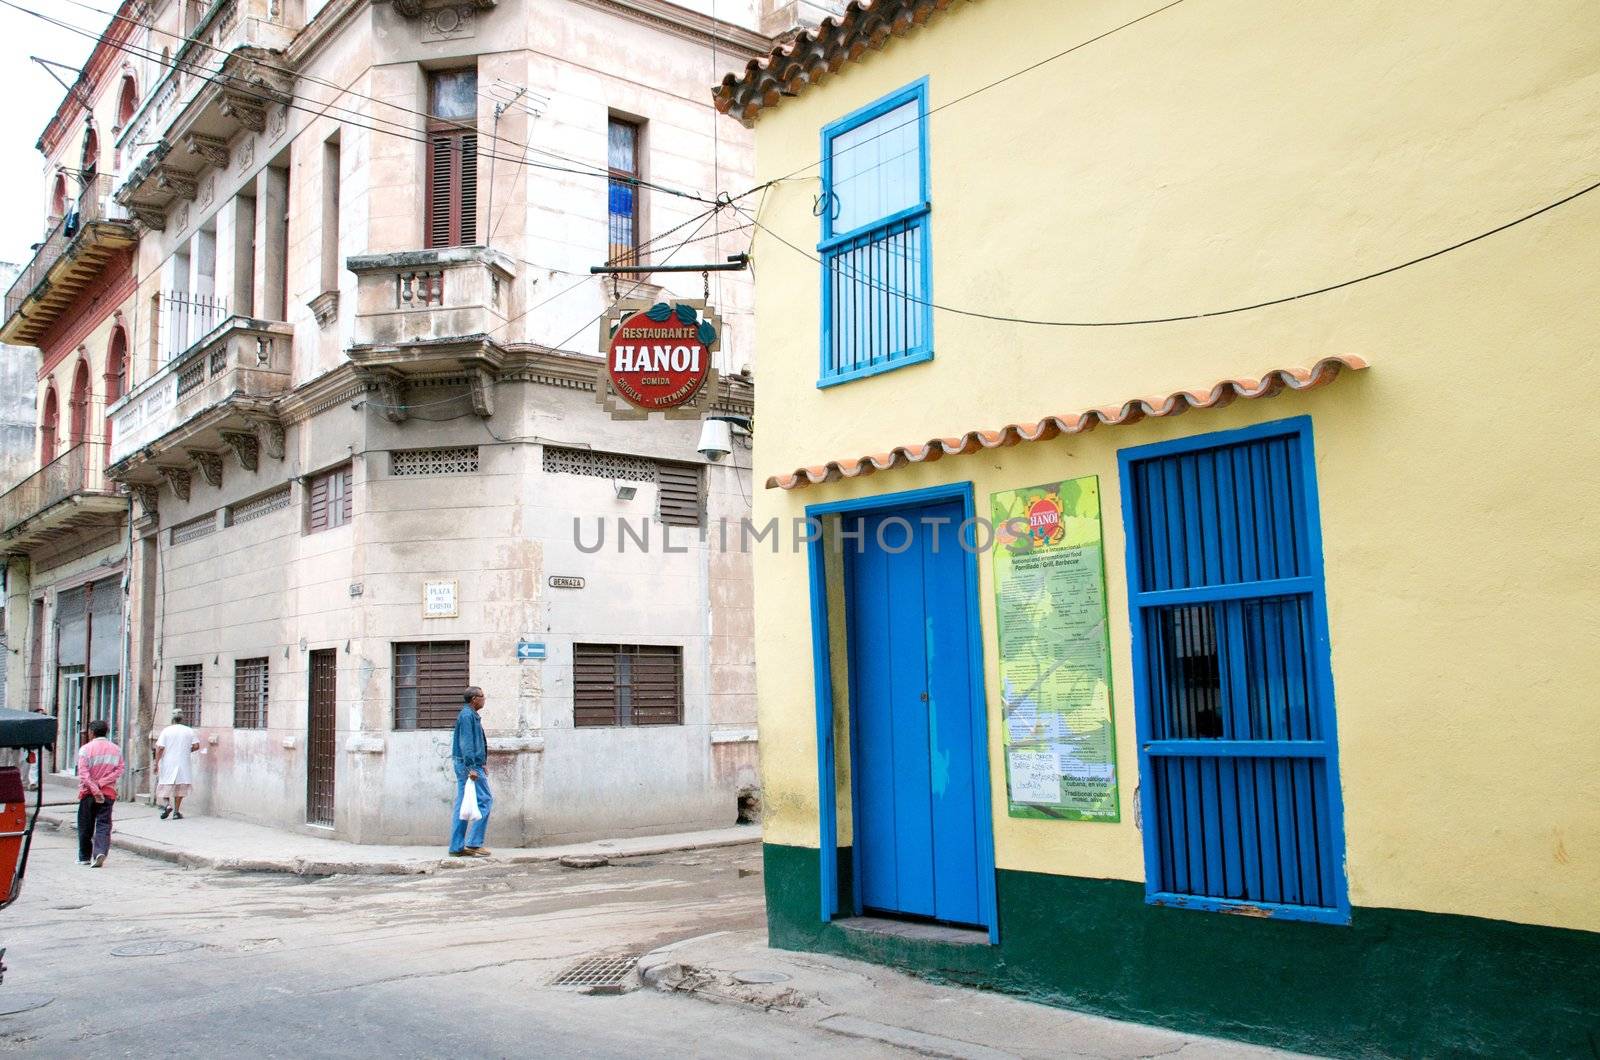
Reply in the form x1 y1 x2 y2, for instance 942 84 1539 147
818 79 931 386
1120 418 1350 925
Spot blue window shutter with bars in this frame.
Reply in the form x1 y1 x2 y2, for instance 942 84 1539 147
818 79 933 386
1119 417 1350 924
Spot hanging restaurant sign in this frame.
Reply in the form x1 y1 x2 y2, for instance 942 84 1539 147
596 299 721 421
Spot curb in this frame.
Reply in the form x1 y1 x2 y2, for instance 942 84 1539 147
35 810 761 877
36 810 448 877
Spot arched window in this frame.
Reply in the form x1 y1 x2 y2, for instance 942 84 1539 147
81 126 99 179
104 327 127 452
40 386 58 465
116 74 139 128
49 173 67 219
69 359 90 449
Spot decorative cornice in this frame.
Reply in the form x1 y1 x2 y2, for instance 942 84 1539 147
220 90 269 132
129 483 159 520
308 290 339 328
187 449 224 489
183 132 230 169
157 465 191 501
219 430 260 471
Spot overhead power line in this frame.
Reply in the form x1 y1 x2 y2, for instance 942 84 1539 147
53 0 695 201
5 0 726 206
757 0 1192 192
732 170 1600 326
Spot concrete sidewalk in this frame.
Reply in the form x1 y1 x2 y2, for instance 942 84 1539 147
639 929 1305 1059
35 776 759 876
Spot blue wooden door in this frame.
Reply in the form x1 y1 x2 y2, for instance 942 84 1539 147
847 501 983 927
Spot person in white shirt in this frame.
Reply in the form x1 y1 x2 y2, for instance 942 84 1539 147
154 712 199 820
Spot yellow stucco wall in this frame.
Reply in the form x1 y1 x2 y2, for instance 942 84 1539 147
748 0 1600 932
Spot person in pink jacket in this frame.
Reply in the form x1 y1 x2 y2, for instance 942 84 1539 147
76 720 123 868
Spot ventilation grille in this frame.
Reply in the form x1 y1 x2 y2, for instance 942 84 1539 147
170 513 218 545
656 463 703 528
391 446 480 477
542 446 656 482
227 485 292 525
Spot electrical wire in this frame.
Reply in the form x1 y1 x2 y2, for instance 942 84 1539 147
747 0 1192 193
731 168 1600 326
53 0 732 208
50 0 680 195
7 0 723 206
355 204 724 417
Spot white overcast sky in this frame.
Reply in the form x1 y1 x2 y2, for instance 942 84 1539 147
0 3 102 267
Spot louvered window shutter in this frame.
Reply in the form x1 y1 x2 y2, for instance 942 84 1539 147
307 464 352 534
574 645 620 727
307 475 329 533
425 132 477 248
573 644 682 727
458 134 478 244
656 463 703 528
336 466 352 525
630 646 682 726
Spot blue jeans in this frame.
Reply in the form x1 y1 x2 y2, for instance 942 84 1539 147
449 770 492 852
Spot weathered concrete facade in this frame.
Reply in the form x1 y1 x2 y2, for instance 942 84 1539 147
54 0 825 843
0 8 144 775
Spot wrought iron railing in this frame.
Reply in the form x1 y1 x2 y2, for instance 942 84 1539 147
0 442 117 536
3 175 125 323
158 290 230 363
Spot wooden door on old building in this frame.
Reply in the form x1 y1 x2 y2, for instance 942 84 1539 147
306 649 337 826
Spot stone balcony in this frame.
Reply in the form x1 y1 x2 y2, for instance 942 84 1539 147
115 0 300 227
346 245 517 352
107 316 293 492
344 246 518 421
0 442 125 554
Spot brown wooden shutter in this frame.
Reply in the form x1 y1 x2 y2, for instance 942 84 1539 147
657 463 703 528
630 645 683 725
573 644 620 727
307 464 352 534
458 134 478 244
425 132 477 248
307 474 330 533
426 134 453 248
573 644 681 727
393 642 469 730
337 466 352 525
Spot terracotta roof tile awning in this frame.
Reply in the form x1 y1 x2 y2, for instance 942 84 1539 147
714 0 967 126
765 355 1369 490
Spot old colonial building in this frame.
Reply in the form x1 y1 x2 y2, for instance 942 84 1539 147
0 15 144 775
0 0 831 845
733 0 1600 1055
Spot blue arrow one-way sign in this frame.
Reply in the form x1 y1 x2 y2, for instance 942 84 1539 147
516 640 546 660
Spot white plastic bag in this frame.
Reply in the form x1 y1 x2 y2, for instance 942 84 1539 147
459 780 482 822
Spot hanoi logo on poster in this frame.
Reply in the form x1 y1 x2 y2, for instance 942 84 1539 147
1026 494 1065 545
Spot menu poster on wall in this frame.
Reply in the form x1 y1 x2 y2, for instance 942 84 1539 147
990 476 1120 822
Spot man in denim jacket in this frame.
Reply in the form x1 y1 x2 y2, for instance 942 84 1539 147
448 687 492 857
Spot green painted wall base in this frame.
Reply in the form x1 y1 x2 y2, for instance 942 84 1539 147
764 844 1600 1058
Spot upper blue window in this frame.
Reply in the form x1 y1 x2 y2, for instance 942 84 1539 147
1119 418 1350 925
818 79 931 387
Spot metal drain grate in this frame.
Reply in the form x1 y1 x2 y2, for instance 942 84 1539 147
551 953 638 988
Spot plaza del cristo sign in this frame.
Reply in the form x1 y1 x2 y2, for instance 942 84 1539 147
596 298 722 420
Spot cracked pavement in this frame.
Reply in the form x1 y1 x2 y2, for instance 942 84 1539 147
0 830 878 1057
0 830 1299 1058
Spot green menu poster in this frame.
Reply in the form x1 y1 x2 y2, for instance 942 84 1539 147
990 476 1120 821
